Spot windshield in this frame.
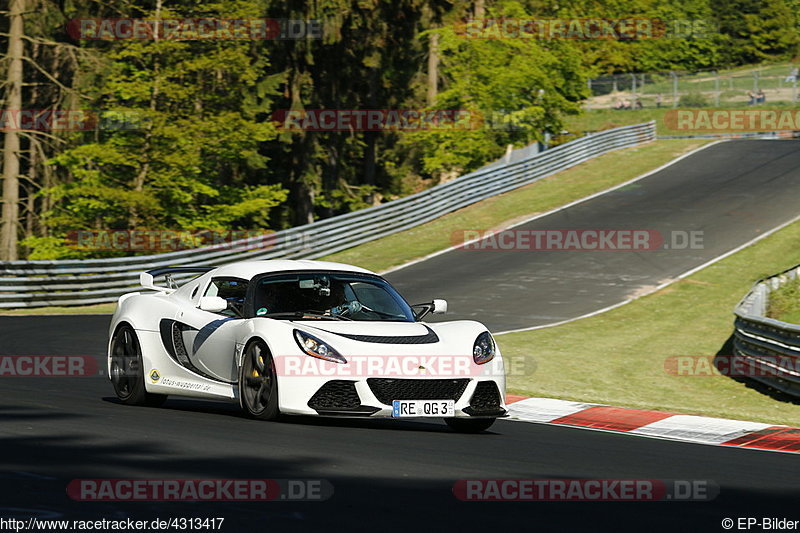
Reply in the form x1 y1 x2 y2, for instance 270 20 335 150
251 272 415 322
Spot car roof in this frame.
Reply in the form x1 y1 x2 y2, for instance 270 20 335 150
208 259 376 281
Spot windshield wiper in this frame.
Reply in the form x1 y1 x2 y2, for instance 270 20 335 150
257 311 352 321
358 304 407 320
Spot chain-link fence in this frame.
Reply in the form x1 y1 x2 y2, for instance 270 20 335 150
587 65 800 110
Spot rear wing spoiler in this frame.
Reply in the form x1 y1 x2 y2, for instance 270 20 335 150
139 266 215 293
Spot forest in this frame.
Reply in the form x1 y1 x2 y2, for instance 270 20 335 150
1 0 798 259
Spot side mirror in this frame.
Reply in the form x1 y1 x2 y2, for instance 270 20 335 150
431 299 448 314
411 299 448 320
199 296 227 313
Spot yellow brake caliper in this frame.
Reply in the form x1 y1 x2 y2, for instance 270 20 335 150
252 355 263 377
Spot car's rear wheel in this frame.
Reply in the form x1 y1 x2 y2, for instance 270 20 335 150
239 339 280 420
109 324 167 407
445 417 496 433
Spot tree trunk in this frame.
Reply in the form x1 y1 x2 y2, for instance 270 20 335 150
39 141 53 233
24 138 39 248
1 0 25 261
474 0 485 19
427 32 439 106
363 68 377 201
288 61 314 226
129 0 162 228
24 42 40 253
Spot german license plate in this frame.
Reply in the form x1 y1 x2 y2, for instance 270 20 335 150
392 399 455 417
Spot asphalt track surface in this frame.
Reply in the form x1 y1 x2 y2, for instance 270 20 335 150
388 140 800 331
1 316 799 532
2 141 800 532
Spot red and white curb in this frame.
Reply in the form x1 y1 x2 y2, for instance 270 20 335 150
504 396 800 454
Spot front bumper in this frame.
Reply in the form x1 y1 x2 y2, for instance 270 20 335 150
279 376 507 418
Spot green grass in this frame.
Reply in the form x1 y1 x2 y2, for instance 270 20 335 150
323 139 710 272
497 219 800 426
768 276 800 325
566 108 668 134
567 102 800 136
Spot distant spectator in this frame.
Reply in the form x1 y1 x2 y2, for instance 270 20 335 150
622 99 631 110
612 99 623 110
634 98 643 110
746 90 756 105
757 89 766 104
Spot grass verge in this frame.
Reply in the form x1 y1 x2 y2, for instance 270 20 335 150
565 102 800 137
323 139 711 273
498 218 800 426
768 276 800 325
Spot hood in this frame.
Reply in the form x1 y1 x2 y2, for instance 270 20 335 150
284 319 489 356
297 320 435 343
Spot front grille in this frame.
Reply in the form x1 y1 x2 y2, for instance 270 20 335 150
308 380 361 410
468 381 502 413
367 378 469 405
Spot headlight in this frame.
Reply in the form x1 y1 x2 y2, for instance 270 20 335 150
293 329 347 364
473 331 495 365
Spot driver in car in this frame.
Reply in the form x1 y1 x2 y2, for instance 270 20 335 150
256 277 361 318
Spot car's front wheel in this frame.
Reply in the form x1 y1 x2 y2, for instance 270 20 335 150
239 339 280 420
445 417 496 433
109 324 167 407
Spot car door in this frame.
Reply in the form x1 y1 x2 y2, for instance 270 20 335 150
173 277 249 383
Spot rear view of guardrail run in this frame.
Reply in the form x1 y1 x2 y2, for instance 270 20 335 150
733 264 800 397
0 121 656 308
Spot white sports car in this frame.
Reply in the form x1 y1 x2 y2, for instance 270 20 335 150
108 260 506 432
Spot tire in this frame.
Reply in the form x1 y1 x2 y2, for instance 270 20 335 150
239 339 280 420
445 417 496 433
109 324 167 407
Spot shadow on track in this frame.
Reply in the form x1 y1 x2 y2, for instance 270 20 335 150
0 425 796 533
103 396 508 435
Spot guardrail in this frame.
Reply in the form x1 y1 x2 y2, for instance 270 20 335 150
733 264 800 397
0 121 656 308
